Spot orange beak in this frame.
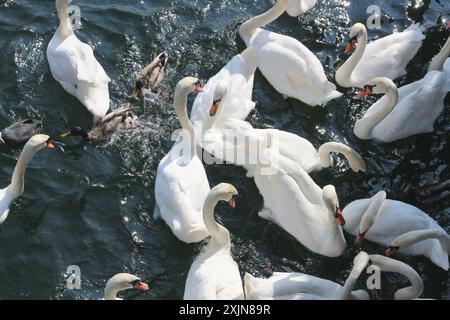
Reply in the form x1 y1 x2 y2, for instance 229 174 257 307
47 141 55 149
195 83 204 93
385 246 399 256
357 86 372 99
335 208 346 226
228 197 236 208
209 101 219 117
133 282 149 291
345 39 357 55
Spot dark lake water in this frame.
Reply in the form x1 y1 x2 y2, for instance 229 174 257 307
0 0 449 300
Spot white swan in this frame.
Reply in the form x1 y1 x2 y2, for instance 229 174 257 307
0 134 55 224
183 183 244 300
191 47 257 132
252 156 347 257
343 191 450 270
336 23 425 88
286 0 317 17
202 117 366 176
239 0 342 106
245 251 370 300
368 255 424 300
354 37 450 142
47 0 111 121
154 77 210 244
104 273 149 300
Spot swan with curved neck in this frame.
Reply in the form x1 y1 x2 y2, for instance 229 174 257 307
245 251 370 300
369 255 424 300
104 273 149 300
47 0 111 121
336 23 424 88
354 37 450 143
184 183 244 300
154 77 211 244
0 135 55 224
252 155 347 257
343 191 450 270
239 0 341 106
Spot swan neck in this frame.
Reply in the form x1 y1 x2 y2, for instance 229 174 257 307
104 284 120 300
10 147 36 197
338 28 368 86
203 197 231 248
56 1 73 38
393 266 424 300
239 0 287 43
428 36 450 72
395 229 450 251
338 264 365 299
355 84 398 139
174 92 196 142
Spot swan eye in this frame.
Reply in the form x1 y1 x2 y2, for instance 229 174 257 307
129 279 141 286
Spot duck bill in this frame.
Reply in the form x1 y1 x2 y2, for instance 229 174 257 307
209 102 219 117
60 131 72 139
131 89 141 99
357 87 372 99
134 282 149 291
228 197 236 208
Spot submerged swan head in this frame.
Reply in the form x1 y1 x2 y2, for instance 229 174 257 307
358 77 398 98
345 23 366 54
104 273 149 300
322 185 346 226
210 80 229 117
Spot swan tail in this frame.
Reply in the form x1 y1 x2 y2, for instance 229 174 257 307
184 224 210 243
322 89 343 105
318 142 367 172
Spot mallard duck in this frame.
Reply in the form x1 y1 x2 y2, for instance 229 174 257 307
0 119 42 147
132 52 168 98
61 105 137 142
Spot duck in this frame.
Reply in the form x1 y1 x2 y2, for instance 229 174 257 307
60 105 137 142
343 191 450 270
336 23 425 88
183 183 244 300
104 273 149 300
47 0 111 121
154 77 211 244
239 0 342 106
0 134 55 224
245 251 371 300
368 255 425 300
354 36 450 142
191 47 257 133
251 155 347 257
132 52 168 98
0 119 42 147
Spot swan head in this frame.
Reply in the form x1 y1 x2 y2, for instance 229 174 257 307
208 183 238 208
357 77 397 98
23 134 55 154
322 185 345 226
175 77 204 98
355 191 387 247
210 80 229 117
345 23 366 54
56 0 72 11
104 273 149 300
